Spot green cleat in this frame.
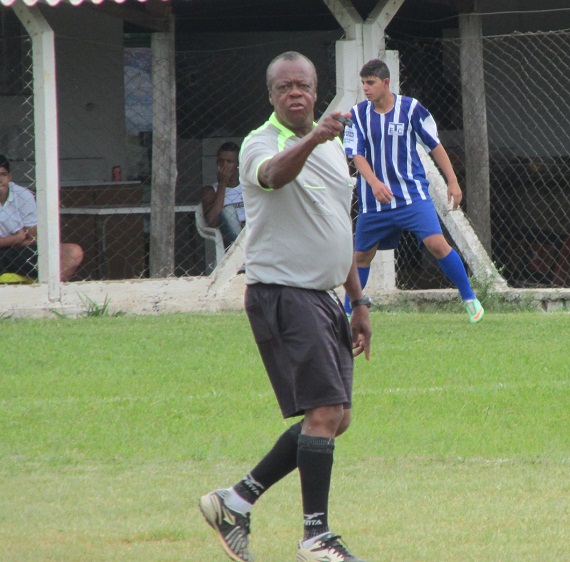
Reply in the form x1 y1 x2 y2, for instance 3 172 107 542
465 298 484 324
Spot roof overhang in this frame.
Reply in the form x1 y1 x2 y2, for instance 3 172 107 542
0 0 167 6
2 0 172 32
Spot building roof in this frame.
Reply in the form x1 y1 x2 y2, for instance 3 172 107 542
0 0 164 5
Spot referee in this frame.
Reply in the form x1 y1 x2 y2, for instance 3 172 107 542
199 51 371 562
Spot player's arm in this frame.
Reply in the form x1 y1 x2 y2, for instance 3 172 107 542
258 113 347 190
430 144 462 209
353 155 393 204
343 256 371 360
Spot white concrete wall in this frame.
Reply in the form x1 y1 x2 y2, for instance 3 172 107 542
41 6 126 182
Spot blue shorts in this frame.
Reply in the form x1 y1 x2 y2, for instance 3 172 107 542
354 199 443 252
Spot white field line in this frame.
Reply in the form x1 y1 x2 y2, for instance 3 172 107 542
354 379 570 397
0 390 275 407
3 379 568 408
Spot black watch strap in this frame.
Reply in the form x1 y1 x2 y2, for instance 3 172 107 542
350 295 371 309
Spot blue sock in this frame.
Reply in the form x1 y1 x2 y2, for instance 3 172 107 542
344 266 371 314
437 249 475 301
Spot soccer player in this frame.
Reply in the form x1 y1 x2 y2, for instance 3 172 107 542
199 51 371 562
343 58 484 323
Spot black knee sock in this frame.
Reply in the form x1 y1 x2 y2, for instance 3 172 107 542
297 434 335 540
233 422 302 504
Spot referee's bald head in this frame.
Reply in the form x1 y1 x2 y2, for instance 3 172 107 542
266 51 317 91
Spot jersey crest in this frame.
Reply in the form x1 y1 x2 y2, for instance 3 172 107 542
388 122 405 136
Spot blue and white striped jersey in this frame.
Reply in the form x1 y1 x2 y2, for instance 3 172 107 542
343 94 440 213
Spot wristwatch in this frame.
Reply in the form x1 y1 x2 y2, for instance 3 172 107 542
350 295 372 309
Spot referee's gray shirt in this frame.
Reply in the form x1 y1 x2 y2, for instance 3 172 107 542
240 113 354 292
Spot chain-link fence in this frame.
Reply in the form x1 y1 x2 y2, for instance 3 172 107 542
390 29 570 290
35 27 336 281
2 9 570 289
0 16 35 281
172 33 337 276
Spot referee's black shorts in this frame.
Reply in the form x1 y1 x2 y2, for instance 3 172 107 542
245 283 354 419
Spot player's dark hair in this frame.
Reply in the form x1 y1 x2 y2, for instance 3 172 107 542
217 142 240 156
360 59 390 80
0 154 10 172
266 51 317 90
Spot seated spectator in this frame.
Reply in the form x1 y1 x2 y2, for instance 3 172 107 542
0 155 83 282
200 141 245 249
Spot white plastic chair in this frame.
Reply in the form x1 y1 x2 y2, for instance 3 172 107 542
195 202 226 273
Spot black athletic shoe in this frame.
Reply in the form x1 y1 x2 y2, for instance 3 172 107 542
296 533 366 561
199 489 253 562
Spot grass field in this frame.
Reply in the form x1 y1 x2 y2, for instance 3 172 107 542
1 311 569 561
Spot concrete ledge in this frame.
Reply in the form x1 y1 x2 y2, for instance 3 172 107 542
0 276 214 319
2 279 570 319
367 287 570 313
